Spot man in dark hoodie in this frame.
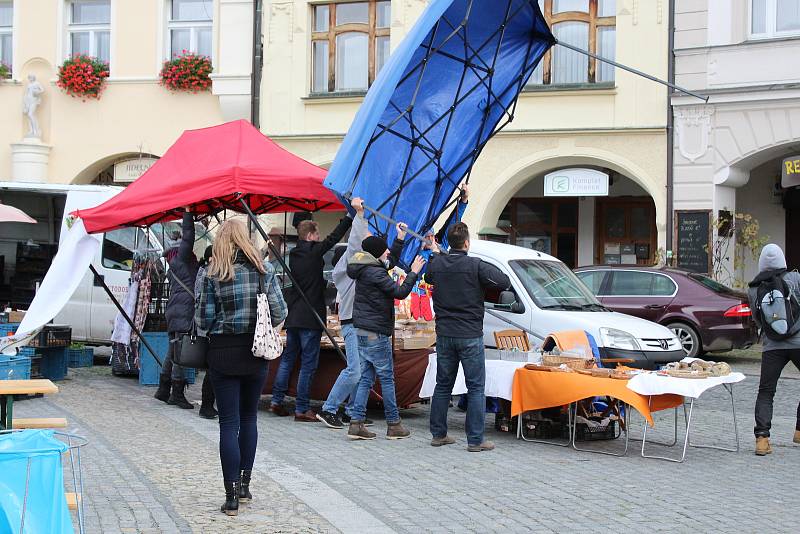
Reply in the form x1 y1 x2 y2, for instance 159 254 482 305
747 243 800 456
270 215 353 422
346 226 425 440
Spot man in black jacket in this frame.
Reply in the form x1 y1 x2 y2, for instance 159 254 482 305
270 215 353 422
426 223 511 452
346 227 425 440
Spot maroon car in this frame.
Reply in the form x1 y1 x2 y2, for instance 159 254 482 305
573 266 757 358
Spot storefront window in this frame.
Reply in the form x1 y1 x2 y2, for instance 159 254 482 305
596 198 655 265
501 198 578 267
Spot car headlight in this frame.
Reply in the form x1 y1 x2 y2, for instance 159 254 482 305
600 328 641 351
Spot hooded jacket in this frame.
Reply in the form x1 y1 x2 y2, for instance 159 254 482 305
747 243 800 350
165 212 199 333
332 214 369 322
347 247 417 336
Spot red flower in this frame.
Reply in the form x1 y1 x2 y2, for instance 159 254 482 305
159 51 212 93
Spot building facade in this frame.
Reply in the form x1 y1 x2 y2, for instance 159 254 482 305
673 0 800 283
261 0 669 268
0 0 253 186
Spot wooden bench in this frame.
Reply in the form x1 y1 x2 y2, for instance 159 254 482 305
65 492 81 511
12 417 68 429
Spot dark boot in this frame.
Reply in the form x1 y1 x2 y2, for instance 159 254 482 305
199 374 217 419
154 375 171 403
168 379 194 410
221 480 239 516
239 470 252 502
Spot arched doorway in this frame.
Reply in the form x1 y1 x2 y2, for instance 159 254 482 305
495 168 657 268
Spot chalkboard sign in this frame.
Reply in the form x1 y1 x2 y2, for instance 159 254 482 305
675 210 711 273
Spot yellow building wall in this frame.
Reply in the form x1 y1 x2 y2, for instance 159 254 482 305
261 0 669 245
0 0 226 184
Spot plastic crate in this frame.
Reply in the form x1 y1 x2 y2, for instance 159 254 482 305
36 347 68 381
0 354 31 380
68 347 94 368
28 325 72 348
0 323 19 337
138 332 195 386
573 419 618 442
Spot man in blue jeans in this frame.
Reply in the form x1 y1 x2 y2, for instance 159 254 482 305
270 214 353 421
316 198 370 429
426 222 511 451
346 231 426 440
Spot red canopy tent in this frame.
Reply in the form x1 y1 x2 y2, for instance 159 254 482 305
76 120 342 234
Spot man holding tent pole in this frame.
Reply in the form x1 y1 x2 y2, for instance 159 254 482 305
317 197 370 429
270 212 354 422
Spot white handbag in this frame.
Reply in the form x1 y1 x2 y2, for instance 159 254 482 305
252 276 283 360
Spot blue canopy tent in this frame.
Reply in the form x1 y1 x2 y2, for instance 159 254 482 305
325 0 555 266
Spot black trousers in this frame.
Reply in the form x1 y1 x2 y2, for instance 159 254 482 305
754 349 800 437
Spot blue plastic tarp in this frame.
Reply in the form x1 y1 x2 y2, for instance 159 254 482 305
325 0 554 266
0 430 72 534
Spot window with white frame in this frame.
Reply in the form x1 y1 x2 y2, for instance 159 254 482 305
168 0 213 58
750 0 800 38
527 0 616 87
67 0 111 64
0 1 13 72
311 1 391 94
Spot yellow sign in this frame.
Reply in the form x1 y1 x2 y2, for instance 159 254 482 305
783 155 800 188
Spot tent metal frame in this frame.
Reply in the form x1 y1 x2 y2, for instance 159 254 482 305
337 0 706 252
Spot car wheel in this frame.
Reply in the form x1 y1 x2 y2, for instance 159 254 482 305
667 322 701 358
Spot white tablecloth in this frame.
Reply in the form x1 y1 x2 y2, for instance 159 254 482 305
418 354 526 401
627 372 746 399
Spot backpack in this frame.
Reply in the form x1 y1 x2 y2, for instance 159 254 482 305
755 272 800 341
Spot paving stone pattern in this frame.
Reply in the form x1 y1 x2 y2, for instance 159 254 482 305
13 359 800 533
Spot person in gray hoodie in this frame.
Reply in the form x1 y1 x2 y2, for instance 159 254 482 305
316 197 367 429
747 243 800 455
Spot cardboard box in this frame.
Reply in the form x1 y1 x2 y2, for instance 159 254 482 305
9 310 25 323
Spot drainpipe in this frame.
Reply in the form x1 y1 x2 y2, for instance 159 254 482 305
665 0 675 261
250 0 263 128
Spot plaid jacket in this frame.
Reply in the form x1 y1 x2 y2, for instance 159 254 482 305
196 256 288 335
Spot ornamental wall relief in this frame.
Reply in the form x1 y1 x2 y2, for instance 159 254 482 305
675 106 714 163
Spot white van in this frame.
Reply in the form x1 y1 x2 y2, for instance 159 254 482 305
0 182 210 344
471 240 684 368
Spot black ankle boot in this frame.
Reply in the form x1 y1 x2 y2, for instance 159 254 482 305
221 480 239 516
167 379 194 409
199 374 218 419
154 375 171 403
239 470 252 502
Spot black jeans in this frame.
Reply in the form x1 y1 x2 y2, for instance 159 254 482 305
209 366 268 482
754 349 800 437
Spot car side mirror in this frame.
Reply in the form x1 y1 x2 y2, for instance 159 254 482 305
496 291 524 314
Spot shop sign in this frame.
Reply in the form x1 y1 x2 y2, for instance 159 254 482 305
782 155 800 188
113 157 158 183
543 168 609 197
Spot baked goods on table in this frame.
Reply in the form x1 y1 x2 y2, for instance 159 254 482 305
661 359 731 379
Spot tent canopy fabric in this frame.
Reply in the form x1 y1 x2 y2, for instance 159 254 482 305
0 203 36 224
76 120 342 234
324 0 554 266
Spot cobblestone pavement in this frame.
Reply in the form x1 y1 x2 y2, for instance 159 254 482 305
13 356 800 534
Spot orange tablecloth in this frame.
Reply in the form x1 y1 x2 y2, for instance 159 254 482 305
511 368 683 425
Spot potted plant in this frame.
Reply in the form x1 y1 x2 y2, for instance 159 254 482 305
57 54 110 99
0 62 10 80
160 51 213 93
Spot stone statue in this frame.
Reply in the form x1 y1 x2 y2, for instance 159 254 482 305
22 74 44 139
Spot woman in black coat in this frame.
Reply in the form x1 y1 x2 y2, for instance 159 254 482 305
154 208 198 409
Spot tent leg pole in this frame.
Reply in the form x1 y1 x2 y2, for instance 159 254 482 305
89 265 163 367
554 40 708 102
238 201 349 363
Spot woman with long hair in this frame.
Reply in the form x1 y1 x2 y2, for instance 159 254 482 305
196 219 287 516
